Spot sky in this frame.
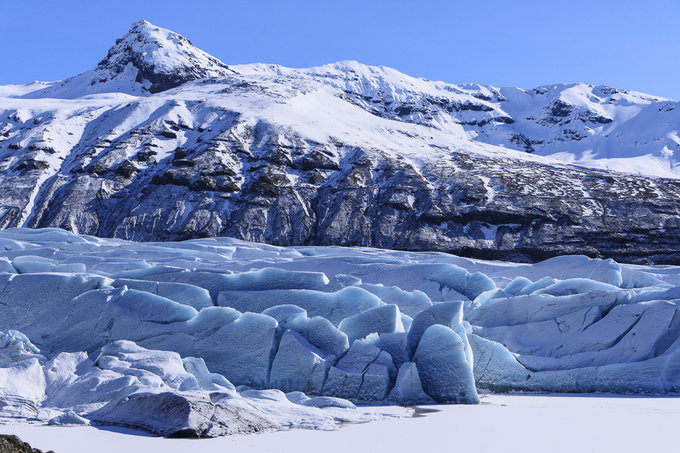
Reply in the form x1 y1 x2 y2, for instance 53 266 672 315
2 0 679 99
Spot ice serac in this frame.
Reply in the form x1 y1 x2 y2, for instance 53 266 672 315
338 304 404 343
1 23 680 264
317 333 401 402
111 288 198 323
467 258 680 394
218 286 381 325
174 312 279 388
414 325 479 404
283 314 349 358
269 329 330 393
407 302 465 351
0 330 46 419
388 361 433 405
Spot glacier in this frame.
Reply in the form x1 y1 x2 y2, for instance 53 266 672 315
0 227 679 437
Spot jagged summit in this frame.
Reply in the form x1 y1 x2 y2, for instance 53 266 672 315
26 20 236 98
95 19 235 93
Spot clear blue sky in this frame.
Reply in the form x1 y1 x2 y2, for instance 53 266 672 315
3 0 679 99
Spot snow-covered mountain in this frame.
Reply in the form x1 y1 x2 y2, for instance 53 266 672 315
25 20 236 98
237 61 680 177
1 20 679 263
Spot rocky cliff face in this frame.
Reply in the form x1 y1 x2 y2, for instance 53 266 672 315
0 21 679 264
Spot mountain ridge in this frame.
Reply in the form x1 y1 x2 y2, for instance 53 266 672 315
6 20 680 177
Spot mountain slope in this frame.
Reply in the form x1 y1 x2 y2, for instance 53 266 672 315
237 61 680 177
0 20 679 264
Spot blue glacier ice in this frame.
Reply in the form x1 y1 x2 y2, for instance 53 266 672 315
0 228 679 437
338 304 404 343
413 324 479 404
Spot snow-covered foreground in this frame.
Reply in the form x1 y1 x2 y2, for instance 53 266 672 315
0 227 679 437
5 394 680 453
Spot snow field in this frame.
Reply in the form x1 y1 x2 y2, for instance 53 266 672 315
5 395 680 453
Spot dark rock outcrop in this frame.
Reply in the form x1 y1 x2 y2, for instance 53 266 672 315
0 435 53 453
12 123 678 265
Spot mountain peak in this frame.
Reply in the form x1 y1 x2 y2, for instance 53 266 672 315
25 20 235 98
94 19 235 93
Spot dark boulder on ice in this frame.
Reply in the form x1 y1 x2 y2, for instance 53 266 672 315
88 391 277 438
0 435 53 453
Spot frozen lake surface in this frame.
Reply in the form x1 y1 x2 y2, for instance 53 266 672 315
4 394 680 453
